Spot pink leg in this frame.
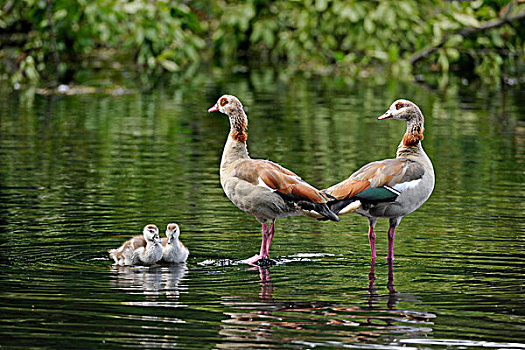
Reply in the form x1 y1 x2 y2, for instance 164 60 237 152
259 223 269 257
387 226 396 261
264 221 275 258
368 226 377 260
242 223 269 265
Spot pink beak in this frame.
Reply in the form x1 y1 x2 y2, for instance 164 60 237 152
378 110 393 120
208 103 219 113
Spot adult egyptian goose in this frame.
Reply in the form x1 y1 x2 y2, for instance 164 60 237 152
161 223 189 263
323 99 434 260
108 224 163 266
208 94 340 265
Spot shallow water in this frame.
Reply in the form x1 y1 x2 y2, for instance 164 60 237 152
1 70 524 349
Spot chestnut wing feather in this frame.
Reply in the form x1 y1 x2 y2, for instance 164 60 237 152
234 159 326 203
324 179 371 200
325 158 425 200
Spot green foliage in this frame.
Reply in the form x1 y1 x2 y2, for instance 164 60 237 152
0 0 206 85
121 1 205 71
211 0 524 85
0 0 523 87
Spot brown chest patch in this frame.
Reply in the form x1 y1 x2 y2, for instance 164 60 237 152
231 131 247 143
403 132 424 147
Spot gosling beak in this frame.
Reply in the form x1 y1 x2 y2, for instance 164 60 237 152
167 236 173 244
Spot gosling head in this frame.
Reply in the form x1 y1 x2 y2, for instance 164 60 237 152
165 223 180 244
143 224 161 244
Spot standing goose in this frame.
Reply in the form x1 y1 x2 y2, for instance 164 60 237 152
161 223 189 263
108 224 163 266
323 99 434 260
208 94 340 265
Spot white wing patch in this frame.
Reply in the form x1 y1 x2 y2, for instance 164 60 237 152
339 200 362 215
392 179 422 192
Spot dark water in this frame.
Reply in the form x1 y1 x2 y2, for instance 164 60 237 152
1 70 524 349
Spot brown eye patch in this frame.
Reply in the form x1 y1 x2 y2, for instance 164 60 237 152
220 98 228 106
395 102 404 110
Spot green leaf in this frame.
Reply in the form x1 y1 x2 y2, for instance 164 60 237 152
346 4 363 23
446 48 460 61
372 50 388 61
490 30 505 48
398 1 415 15
388 44 399 62
446 34 463 47
333 51 344 62
315 0 328 12
471 0 484 10
147 56 156 68
437 50 449 72
159 59 179 72
53 9 68 21
363 17 375 33
262 27 275 48
452 13 480 27
123 2 144 15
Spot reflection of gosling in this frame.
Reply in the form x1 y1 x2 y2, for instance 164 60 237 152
161 223 189 263
108 224 163 266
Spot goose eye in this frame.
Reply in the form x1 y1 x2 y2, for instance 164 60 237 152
395 102 404 110
220 98 228 107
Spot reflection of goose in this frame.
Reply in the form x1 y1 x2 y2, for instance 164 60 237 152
367 259 396 312
163 264 189 298
208 94 339 265
218 261 435 348
108 224 163 266
110 265 163 295
110 264 188 301
254 266 273 299
109 264 189 328
161 223 189 263
363 259 436 335
324 100 435 260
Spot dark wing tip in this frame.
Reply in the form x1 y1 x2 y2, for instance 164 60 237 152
317 203 340 222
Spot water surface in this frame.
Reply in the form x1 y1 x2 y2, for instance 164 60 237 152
1 71 524 348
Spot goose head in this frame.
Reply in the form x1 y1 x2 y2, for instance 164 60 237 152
379 99 423 123
165 223 180 244
208 94 243 115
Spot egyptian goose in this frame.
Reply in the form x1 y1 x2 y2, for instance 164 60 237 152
108 224 163 266
323 99 435 260
208 94 340 265
161 223 189 263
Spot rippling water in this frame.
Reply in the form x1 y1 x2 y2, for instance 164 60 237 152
1 70 524 348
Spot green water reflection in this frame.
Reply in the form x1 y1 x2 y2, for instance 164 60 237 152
0 70 524 348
